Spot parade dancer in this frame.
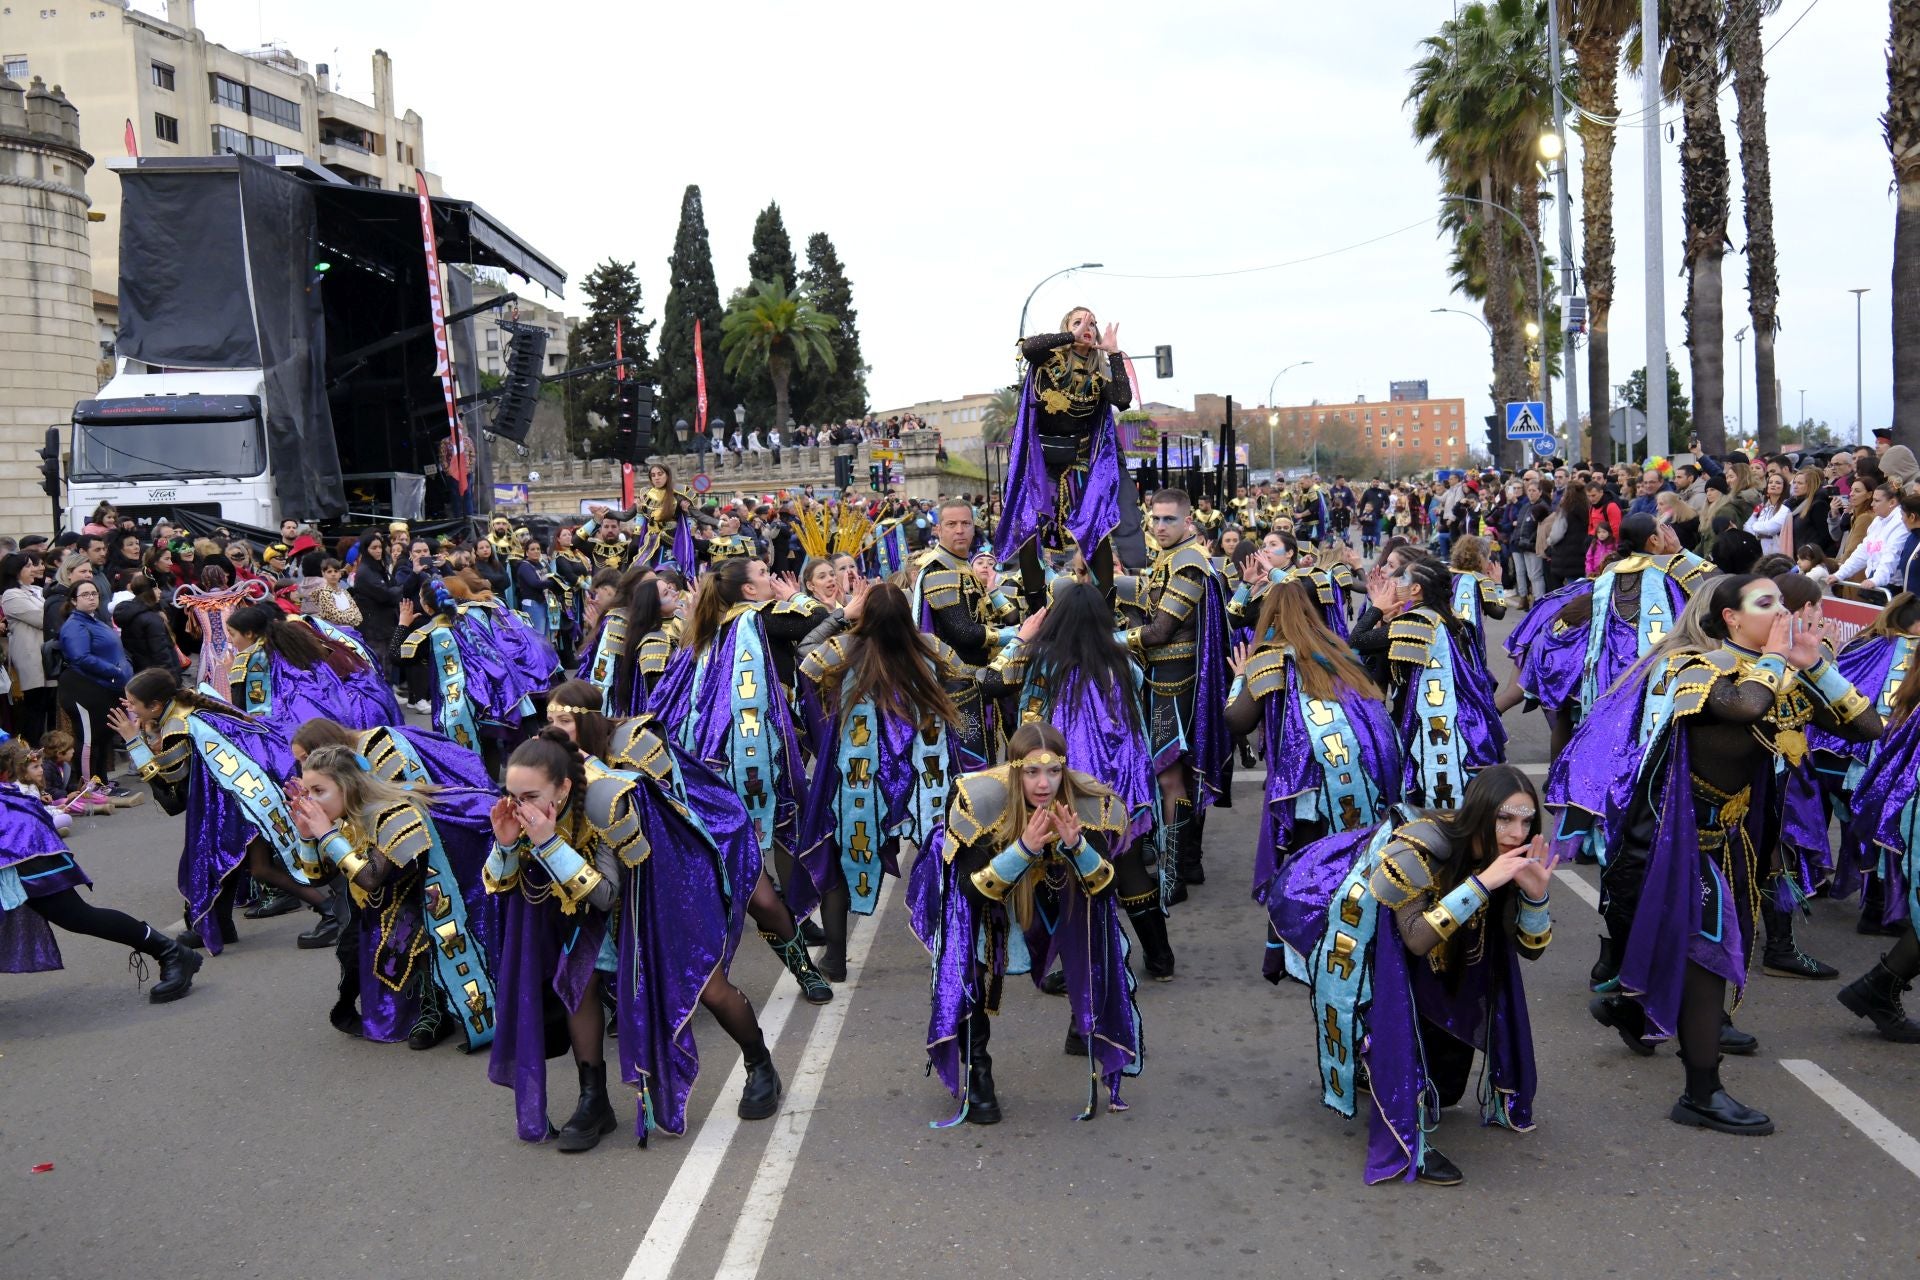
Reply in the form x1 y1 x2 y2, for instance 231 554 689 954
226 604 394 732
1116 489 1234 902
1445 536 1507 667
1555 578 1881 1136
974 582 1170 980
395 576 558 776
1268 766 1553 1186
790 582 976 981
487 731 781 1150
0 770 200 1001
1223 575 1402 981
646 563 835 1005
1839 652 1920 1042
908 723 1143 1124
999 307 1145 607
580 571 684 718
1501 515 1710 758
113 668 338 952
1351 557 1505 810
1304 543 1361 640
907 500 1020 771
287 747 500 1051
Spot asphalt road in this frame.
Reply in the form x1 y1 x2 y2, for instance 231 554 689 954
6 619 1917 1280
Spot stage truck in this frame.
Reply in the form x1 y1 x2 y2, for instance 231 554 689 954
65 154 564 532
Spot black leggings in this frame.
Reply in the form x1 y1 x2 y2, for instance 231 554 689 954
14 686 54 746
27 888 163 955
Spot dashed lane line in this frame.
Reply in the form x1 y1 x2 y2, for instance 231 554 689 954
1780 1059 1920 1182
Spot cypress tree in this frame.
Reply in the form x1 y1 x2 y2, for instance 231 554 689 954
797 231 869 424
659 184 732 448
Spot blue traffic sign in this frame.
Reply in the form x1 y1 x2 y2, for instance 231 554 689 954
1505 400 1548 441
1532 437 1556 458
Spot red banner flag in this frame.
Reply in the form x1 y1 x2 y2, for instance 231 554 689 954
123 118 139 157
694 317 709 434
415 171 467 495
616 318 634 508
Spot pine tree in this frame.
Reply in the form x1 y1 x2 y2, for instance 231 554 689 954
796 231 869 424
657 185 732 451
564 259 653 459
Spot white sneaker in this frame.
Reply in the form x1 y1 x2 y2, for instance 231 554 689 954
410 699 432 714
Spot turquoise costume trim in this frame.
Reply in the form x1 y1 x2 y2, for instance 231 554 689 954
834 695 949 915
585 613 623 700
1308 821 1394 1120
1801 658 1854 704
1064 838 1102 881
0 866 24 911
529 835 593 887
1434 878 1487 928
987 841 1035 885
1407 627 1466 807
462 604 537 720
681 616 784 855
1449 571 1501 629
1517 895 1551 937
239 645 273 715
1580 562 1676 714
427 625 482 752
310 617 375 666
184 714 308 882
417 816 498 1050
1290 661 1382 833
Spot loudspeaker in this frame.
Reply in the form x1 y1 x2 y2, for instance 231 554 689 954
487 320 549 444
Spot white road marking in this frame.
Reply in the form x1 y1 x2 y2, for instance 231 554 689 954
1553 867 1601 911
1780 1059 1920 1182
621 961 803 1280
713 888 894 1280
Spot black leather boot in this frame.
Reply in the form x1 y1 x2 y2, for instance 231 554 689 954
1588 994 1654 1056
329 951 363 1036
296 900 340 950
1590 934 1620 992
556 1060 618 1152
1178 802 1206 887
1838 957 1920 1042
966 1010 1001 1125
408 987 453 1051
1125 894 1176 981
763 930 834 1005
145 932 201 1004
1719 1013 1759 1056
1064 1027 1088 1056
1417 1147 1464 1186
738 1045 782 1120
243 887 303 920
1761 900 1839 979
1671 1058 1774 1136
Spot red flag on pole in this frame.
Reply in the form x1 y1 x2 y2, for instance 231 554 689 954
694 317 710 435
123 118 139 158
414 170 467 496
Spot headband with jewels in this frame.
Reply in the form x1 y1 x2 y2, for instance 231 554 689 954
548 703 602 719
1011 749 1067 768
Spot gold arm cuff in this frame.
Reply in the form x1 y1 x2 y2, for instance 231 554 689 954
1516 926 1553 951
552 864 605 915
1832 689 1874 725
968 856 1029 902
1076 855 1116 896
482 864 520 894
1745 665 1785 694
1421 903 1466 941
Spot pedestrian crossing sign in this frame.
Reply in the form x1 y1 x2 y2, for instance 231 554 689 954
1505 400 1547 441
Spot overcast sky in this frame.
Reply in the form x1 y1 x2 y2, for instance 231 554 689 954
181 0 1892 452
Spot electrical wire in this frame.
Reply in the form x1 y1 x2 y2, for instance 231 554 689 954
1570 0 1822 132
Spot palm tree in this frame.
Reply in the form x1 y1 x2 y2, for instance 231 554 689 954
1890 0 1920 444
718 278 837 438
1726 1 1783 453
981 384 1021 446
1565 0 1637 463
1670 0 1731 455
1408 0 1554 466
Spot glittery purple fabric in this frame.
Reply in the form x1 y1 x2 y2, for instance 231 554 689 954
1050 669 1156 855
0 790 88 973
789 705 915 923
614 747 761 1139
1505 581 1593 715
906 821 974 1101
1023 856 1141 1093
175 706 301 955
1267 825 1376 960
486 881 609 1143
1189 569 1237 812
392 726 495 792
1251 665 1400 904
257 648 391 732
455 605 558 721
1853 705 1920 934
996 369 1123 563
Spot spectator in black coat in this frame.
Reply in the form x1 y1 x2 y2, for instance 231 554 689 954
111 576 179 675
349 531 403 678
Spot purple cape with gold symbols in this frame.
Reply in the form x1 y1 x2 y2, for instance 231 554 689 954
996 369 1123 563
1851 706 1920 934
0 788 88 972
175 705 302 954
245 646 392 733
352 788 502 1043
454 603 558 722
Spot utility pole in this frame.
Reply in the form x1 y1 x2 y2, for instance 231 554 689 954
1545 0 1581 458
1851 287 1870 445
1642 0 1670 458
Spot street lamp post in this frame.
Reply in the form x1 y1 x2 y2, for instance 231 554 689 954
1017 263 1104 343
1264 359 1313 479
1850 287 1870 445
1439 192 1548 458
1734 327 1747 440
1387 429 1402 484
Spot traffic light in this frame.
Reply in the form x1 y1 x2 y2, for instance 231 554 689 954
613 381 656 463
1154 345 1173 378
868 460 883 490
38 427 60 500
833 453 854 490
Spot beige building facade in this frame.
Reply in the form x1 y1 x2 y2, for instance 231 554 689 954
0 72 96 531
871 389 999 459
473 283 575 383
0 0 433 305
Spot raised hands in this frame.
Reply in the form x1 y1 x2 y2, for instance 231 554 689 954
842 577 873 622
488 794 524 846
1098 322 1121 354
1016 605 1049 644
1229 640 1253 679
107 701 143 745
289 795 331 842
1051 801 1082 850
1021 803 1055 852
1510 835 1558 899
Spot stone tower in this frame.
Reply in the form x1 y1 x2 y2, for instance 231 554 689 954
0 73 96 534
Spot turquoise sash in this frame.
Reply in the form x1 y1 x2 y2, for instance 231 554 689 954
379 807 496 1053
427 626 481 752
1846 636 1917 793
1407 626 1466 807
185 714 307 881
585 612 624 700
683 615 784 854
1581 564 1675 714
310 617 374 666
1291 664 1380 834
239 645 272 716
1309 820 1396 1118
834 696 949 915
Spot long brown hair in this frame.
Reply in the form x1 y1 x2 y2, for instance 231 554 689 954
614 571 682 712
1249 578 1383 702
992 722 1115 928
299 744 437 846
831 583 958 730
126 666 252 721
686 558 754 654
547 678 616 762
229 604 364 676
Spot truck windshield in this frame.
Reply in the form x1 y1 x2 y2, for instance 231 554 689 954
70 418 266 482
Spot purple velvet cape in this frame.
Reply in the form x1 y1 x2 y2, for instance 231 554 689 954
251 647 392 733
907 822 1141 1109
175 704 303 955
1269 823 1536 1185
453 603 558 723
1545 663 1775 1038
1504 580 1594 716
0 788 89 973
1851 705 1920 935
1393 617 1506 802
1249 661 1401 905
1789 635 1910 901
1184 565 1238 813
387 725 495 792
996 368 1124 563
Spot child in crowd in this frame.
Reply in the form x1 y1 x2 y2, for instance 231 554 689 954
39 729 75 801
0 739 70 835
1795 543 1835 585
